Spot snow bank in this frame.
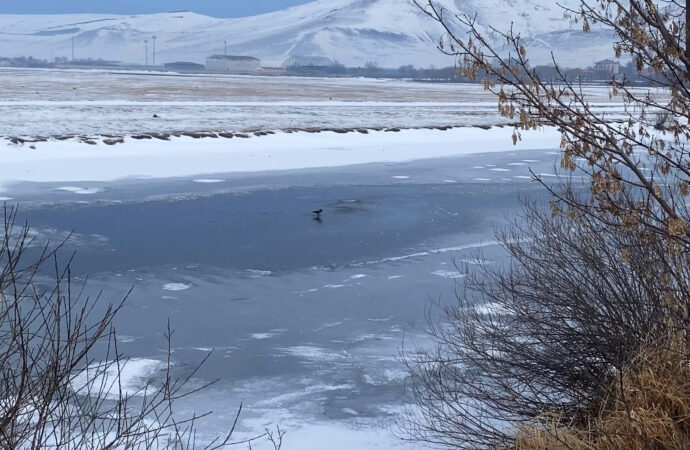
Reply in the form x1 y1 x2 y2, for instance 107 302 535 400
0 127 560 187
71 358 166 400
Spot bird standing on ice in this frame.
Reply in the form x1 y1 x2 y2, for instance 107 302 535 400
312 209 323 218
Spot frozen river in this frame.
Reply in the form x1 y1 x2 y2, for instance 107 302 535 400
8 149 559 449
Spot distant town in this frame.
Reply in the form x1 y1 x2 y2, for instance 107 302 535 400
0 52 660 85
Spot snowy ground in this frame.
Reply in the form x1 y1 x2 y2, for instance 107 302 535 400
0 68 652 138
0 126 561 190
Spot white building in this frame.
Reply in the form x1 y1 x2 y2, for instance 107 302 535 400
206 55 260 73
593 59 620 75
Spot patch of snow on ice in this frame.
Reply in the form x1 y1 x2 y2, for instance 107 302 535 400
473 178 492 181
247 269 272 277
392 176 411 179
324 284 346 289
350 274 367 279
508 162 527 166
388 275 404 280
55 186 103 194
76 188 105 194
279 346 348 363
431 270 465 279
193 178 225 184
475 302 511 315
72 358 166 400
489 168 511 172
162 283 191 291
251 333 276 340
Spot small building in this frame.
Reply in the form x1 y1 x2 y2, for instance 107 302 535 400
206 55 260 73
259 66 287 75
165 61 205 70
593 59 620 75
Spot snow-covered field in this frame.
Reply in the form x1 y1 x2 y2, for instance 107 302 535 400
0 127 561 188
0 68 634 138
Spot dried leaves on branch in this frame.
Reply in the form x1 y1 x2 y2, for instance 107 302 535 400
405 0 690 448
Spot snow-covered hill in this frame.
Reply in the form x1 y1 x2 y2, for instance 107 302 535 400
0 0 614 68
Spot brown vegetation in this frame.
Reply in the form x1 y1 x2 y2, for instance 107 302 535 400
406 0 690 448
516 336 690 450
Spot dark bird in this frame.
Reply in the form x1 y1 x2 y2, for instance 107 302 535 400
312 208 323 216
153 114 160 118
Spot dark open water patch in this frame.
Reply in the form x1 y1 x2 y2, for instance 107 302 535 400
18 182 546 276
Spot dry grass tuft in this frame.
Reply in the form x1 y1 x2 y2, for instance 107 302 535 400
515 336 690 450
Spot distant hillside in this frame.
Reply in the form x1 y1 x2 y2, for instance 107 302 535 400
0 0 614 68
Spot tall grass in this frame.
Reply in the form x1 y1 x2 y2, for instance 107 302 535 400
516 336 690 450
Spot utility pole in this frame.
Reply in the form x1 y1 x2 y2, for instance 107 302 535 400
152 35 157 66
686 4 690 71
145 40 149 66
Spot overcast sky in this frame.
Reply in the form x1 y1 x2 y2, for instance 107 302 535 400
0 0 314 17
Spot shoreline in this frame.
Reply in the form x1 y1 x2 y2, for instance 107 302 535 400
0 126 562 188
3 123 505 146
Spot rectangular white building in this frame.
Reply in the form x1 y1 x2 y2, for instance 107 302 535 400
206 55 260 73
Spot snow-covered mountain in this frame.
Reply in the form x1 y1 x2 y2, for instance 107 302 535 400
0 0 614 68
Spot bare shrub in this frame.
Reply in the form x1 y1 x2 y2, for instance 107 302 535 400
0 205 279 449
403 196 687 448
